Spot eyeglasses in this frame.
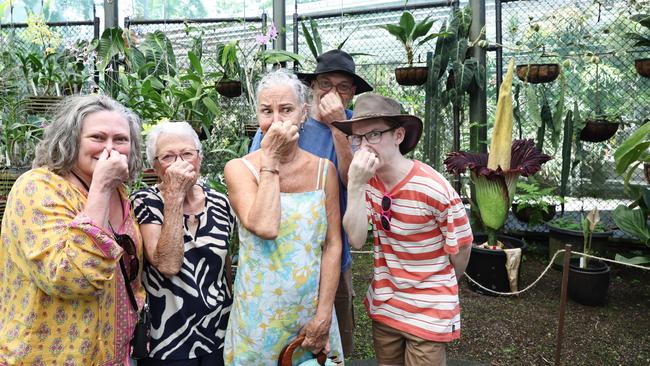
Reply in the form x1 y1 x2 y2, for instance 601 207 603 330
380 193 392 232
315 78 354 94
155 149 199 165
114 233 139 283
346 127 397 147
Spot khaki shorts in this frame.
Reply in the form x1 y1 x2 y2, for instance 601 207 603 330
372 320 447 366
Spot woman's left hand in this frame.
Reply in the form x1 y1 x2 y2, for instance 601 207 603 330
300 314 332 355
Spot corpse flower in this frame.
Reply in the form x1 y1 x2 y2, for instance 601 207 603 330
444 59 552 246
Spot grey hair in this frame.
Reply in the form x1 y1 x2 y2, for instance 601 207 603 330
33 94 143 182
256 68 309 106
145 121 202 166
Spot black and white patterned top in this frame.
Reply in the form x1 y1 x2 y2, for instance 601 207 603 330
130 183 234 360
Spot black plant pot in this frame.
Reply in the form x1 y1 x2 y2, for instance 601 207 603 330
394 66 428 86
465 234 526 296
579 119 619 142
568 257 610 306
547 226 612 270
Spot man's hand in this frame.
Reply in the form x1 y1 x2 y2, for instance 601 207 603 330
348 148 379 189
318 91 347 125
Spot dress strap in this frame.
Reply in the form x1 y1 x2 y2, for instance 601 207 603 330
316 158 329 190
315 158 323 190
240 158 260 183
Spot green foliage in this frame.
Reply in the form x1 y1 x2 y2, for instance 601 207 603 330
614 120 650 190
379 10 442 66
0 96 44 167
547 216 608 233
626 14 650 48
216 41 241 81
514 181 562 209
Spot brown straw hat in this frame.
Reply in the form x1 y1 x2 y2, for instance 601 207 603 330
332 93 423 154
296 50 373 94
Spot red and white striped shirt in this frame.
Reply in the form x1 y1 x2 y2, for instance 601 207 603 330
363 160 473 342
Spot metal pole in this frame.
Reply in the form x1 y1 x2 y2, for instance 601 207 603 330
104 0 118 29
555 244 572 366
495 0 503 97
293 0 299 73
469 0 488 157
272 0 286 51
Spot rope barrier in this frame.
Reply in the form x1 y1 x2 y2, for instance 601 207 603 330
352 248 650 296
464 249 650 296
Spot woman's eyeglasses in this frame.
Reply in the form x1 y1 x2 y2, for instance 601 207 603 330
380 193 392 232
155 149 199 165
346 127 397 147
114 233 139 282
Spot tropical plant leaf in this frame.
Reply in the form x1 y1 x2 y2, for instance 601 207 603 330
188 51 202 76
615 254 650 265
412 17 434 40
614 121 650 175
526 84 542 128
613 204 650 244
379 24 407 44
301 21 319 60
399 11 416 36
201 96 219 116
94 27 126 72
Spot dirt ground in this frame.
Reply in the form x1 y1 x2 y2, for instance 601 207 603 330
350 241 650 365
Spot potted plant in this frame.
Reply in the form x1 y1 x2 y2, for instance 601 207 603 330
626 14 650 78
379 10 442 86
512 180 562 225
565 209 612 306
215 41 242 98
578 60 620 142
612 121 650 265
445 59 552 295
546 214 612 270
516 63 561 84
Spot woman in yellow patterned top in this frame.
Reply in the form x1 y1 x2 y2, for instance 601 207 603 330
0 95 146 365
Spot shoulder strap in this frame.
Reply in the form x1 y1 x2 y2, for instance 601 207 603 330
240 158 260 183
119 259 139 312
320 159 329 190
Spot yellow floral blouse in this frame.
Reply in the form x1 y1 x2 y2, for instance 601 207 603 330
0 167 145 366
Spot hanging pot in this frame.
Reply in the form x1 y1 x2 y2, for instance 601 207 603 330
579 118 620 142
635 58 650 78
568 258 610 306
516 63 560 84
215 80 242 98
465 234 526 296
25 95 64 115
394 66 428 86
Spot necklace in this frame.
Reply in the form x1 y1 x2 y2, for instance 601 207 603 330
70 170 90 191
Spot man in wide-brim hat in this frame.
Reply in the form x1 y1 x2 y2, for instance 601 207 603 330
249 49 373 357
335 93 473 366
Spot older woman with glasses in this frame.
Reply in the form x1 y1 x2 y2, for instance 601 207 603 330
0 95 145 365
130 121 234 366
224 69 344 365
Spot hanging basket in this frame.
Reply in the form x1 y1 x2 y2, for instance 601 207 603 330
25 95 64 115
579 119 620 142
635 58 650 78
516 63 560 84
215 80 242 98
394 66 428 86
244 124 259 138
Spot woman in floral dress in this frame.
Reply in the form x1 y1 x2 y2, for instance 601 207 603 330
224 69 343 365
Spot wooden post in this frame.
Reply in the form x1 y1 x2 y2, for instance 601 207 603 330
554 244 572 366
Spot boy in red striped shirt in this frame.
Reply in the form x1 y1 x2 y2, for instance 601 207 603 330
334 93 473 366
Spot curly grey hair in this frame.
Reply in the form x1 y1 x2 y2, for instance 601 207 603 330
256 68 310 107
144 121 202 167
32 94 143 181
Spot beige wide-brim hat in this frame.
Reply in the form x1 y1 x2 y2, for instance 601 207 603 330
332 93 423 154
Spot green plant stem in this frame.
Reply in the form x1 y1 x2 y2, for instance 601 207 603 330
487 230 497 246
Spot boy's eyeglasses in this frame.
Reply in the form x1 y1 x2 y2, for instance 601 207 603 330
346 127 396 147
114 233 139 282
380 193 392 232
155 149 199 165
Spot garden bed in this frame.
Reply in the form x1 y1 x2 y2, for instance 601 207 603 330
350 241 650 365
